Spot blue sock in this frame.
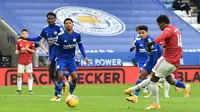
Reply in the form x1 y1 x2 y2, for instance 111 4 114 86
69 81 76 94
55 81 63 95
63 72 70 80
134 78 143 96
175 79 186 89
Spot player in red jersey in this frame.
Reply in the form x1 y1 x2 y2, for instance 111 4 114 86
144 15 191 109
15 29 35 94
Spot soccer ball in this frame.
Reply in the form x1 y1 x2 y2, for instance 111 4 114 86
66 95 79 108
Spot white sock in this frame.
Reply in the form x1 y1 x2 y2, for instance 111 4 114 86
17 77 22 90
164 80 170 97
149 81 159 104
28 78 33 91
130 78 150 91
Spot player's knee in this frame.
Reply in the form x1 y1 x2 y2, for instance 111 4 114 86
27 73 32 78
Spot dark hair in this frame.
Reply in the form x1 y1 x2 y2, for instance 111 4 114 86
135 25 142 31
156 15 170 24
138 25 148 31
21 29 28 32
46 12 56 18
64 18 73 24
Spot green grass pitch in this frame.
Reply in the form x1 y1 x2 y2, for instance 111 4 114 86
0 84 199 112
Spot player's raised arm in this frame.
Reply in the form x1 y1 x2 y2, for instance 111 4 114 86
27 29 46 41
27 36 42 41
154 29 171 43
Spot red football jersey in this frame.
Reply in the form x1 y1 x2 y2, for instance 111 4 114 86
16 39 35 65
154 25 182 67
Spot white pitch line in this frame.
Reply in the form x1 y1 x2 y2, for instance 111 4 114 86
0 94 200 99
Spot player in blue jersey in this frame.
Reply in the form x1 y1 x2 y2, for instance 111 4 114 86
130 25 148 72
124 25 164 102
26 12 63 80
25 12 67 101
48 18 88 101
130 25 148 93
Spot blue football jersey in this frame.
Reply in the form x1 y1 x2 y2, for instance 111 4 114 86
40 24 64 53
133 35 148 64
143 35 163 65
54 31 82 59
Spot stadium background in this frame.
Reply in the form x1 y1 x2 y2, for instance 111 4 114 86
0 0 200 112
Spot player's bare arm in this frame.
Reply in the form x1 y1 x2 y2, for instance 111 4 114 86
40 39 49 54
15 50 19 54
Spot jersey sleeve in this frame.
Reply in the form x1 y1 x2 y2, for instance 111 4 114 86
27 36 42 41
40 29 47 41
154 28 172 43
77 33 82 44
77 34 86 58
133 39 137 47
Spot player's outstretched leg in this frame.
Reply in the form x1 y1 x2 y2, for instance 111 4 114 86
165 75 191 98
125 78 150 103
124 69 149 103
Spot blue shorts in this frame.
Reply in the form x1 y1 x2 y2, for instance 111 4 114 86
56 58 77 73
137 62 146 72
142 59 155 74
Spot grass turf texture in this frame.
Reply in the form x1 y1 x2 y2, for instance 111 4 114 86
0 84 199 112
